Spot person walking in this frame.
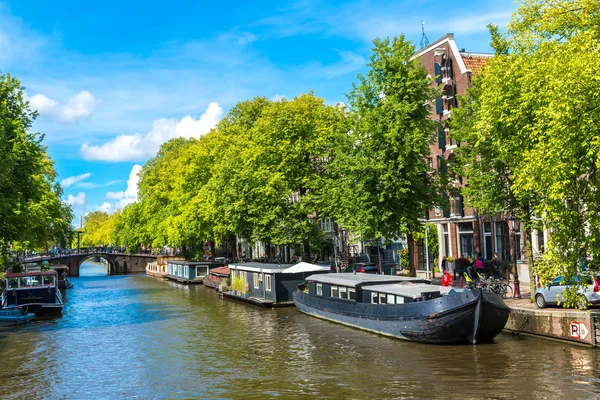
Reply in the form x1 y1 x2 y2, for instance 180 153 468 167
441 256 447 272
492 253 500 279
475 254 484 277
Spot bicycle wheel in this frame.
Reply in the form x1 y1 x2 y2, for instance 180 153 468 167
502 284 513 299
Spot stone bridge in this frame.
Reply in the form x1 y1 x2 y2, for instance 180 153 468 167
43 252 157 277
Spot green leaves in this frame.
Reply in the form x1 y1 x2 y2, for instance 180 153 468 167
324 36 438 240
0 72 73 250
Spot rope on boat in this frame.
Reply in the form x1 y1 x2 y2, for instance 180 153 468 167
511 316 530 335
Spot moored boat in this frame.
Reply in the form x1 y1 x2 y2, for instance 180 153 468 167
293 273 509 344
51 265 73 289
0 307 36 327
146 256 185 278
1 271 63 316
203 266 230 289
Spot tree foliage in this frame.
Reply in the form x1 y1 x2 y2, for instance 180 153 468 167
451 0 600 305
0 72 73 264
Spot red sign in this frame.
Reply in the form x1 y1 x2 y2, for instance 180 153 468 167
569 322 581 339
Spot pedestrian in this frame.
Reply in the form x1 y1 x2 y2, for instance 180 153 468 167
475 254 484 277
441 256 447 272
466 255 474 278
457 254 468 280
492 252 500 279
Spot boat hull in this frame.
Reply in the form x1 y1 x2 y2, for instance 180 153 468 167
293 289 483 344
0 308 35 327
477 289 511 342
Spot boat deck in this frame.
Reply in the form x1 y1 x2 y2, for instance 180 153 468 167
220 292 294 308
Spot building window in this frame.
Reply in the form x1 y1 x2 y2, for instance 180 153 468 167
348 288 356 300
495 221 511 261
320 218 334 233
331 286 339 298
316 283 322 296
265 275 272 291
339 287 348 300
253 273 259 289
427 157 433 169
443 223 450 257
458 222 474 258
483 222 493 260
371 292 379 304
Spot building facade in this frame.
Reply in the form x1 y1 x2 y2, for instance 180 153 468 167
412 34 545 282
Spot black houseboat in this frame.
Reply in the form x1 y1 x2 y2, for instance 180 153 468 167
293 273 509 344
1 271 64 316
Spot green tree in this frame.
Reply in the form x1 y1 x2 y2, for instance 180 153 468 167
324 36 439 275
451 0 600 305
0 72 73 265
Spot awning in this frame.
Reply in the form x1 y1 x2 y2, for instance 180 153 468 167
281 262 330 274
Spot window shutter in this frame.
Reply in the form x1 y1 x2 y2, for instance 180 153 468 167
434 62 442 84
442 192 450 218
447 59 453 79
451 82 457 108
435 97 443 115
438 124 446 150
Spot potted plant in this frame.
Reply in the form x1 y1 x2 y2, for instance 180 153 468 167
446 256 455 275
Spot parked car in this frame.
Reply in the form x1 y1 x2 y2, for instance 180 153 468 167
315 261 336 272
344 263 380 274
534 273 600 308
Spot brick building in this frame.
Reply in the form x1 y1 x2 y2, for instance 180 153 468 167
411 34 544 282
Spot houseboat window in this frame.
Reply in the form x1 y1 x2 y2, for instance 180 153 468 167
253 273 259 289
348 288 356 300
387 294 395 304
316 283 322 296
265 275 272 291
331 286 339 298
379 293 387 304
178 265 182 276
8 278 18 288
371 292 379 304
396 296 405 304
339 287 348 300
184 266 189 278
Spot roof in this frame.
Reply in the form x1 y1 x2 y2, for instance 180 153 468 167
169 260 223 266
362 283 452 299
229 263 293 274
51 264 69 270
306 273 428 288
6 271 57 278
210 266 230 276
460 53 492 75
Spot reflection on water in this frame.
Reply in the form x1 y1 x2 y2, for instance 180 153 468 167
0 261 599 399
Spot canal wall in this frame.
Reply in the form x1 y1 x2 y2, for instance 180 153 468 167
505 304 599 347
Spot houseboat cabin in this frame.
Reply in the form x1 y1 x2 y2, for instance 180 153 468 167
1 271 64 316
166 260 224 284
226 263 330 306
51 264 72 289
304 273 432 304
146 256 185 278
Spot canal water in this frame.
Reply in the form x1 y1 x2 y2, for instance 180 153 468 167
1 261 599 399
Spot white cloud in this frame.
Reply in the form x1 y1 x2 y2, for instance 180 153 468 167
76 180 122 189
28 90 96 123
66 192 86 208
61 172 92 188
106 191 125 200
272 94 286 102
80 102 223 162
96 202 113 213
103 164 142 210
321 49 365 78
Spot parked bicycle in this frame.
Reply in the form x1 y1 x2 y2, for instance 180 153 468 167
463 273 513 299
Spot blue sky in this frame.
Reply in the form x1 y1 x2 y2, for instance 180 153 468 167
0 0 515 225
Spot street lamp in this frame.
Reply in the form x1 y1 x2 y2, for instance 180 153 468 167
508 217 522 299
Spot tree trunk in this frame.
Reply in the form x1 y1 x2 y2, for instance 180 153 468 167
407 233 416 277
303 240 311 262
525 227 536 301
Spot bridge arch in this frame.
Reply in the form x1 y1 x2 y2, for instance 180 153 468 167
77 255 116 276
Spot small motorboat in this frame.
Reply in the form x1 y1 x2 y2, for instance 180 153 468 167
0 307 35 327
